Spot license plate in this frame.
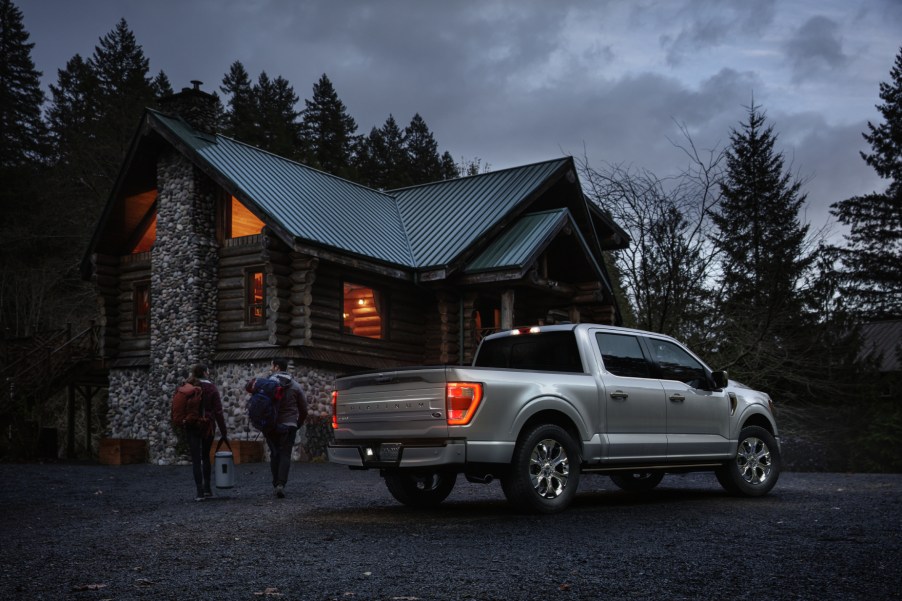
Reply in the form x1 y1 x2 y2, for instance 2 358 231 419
379 443 402 461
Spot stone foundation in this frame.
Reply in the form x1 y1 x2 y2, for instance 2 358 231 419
106 361 337 464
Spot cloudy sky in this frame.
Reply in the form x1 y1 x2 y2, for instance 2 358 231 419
19 0 902 236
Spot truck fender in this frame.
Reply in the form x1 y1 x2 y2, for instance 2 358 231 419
508 396 590 444
731 405 778 440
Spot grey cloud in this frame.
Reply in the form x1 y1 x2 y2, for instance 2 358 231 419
661 0 776 66
783 16 849 83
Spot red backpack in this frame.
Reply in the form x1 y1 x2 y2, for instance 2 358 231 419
171 383 206 430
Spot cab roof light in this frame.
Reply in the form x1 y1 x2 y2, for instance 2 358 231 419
511 326 541 335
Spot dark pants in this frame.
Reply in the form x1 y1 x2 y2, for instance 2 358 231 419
266 426 298 488
186 428 213 494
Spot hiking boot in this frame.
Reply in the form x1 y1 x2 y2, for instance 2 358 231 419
275 484 285 499
203 490 214 498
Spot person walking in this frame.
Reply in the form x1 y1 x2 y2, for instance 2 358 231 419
252 358 308 498
183 364 228 501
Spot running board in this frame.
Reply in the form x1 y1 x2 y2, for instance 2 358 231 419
581 462 722 474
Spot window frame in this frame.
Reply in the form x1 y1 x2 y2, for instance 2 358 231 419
643 337 711 388
244 269 266 327
341 280 387 340
595 332 654 379
133 281 151 336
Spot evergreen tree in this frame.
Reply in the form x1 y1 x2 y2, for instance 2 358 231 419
301 73 358 178
254 72 302 159
0 0 56 336
830 46 902 319
357 114 410 189
711 104 812 390
403 113 443 184
220 60 259 143
151 69 173 97
440 150 459 180
0 0 46 169
89 19 157 174
47 54 98 169
48 19 159 205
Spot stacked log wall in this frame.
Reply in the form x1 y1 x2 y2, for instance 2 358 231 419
310 265 428 365
217 235 269 349
90 253 123 359
116 252 152 359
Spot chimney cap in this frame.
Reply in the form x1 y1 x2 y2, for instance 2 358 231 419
190 80 203 91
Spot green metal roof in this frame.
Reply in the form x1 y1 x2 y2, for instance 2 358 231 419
464 208 571 273
391 158 570 269
148 111 581 273
151 111 414 267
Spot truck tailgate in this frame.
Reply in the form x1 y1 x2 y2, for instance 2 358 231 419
333 367 450 439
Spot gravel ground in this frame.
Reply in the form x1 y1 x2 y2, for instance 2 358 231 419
1 461 900 601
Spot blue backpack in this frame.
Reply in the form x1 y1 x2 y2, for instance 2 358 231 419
247 378 284 433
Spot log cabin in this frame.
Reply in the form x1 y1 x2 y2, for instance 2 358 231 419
81 83 630 462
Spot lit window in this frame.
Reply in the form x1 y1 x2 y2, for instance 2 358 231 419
230 197 265 238
134 282 150 335
245 271 265 326
342 282 383 339
126 190 158 253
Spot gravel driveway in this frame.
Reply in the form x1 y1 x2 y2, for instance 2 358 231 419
1 461 900 600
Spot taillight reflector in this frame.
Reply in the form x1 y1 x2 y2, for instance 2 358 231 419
446 382 483 426
331 390 338 429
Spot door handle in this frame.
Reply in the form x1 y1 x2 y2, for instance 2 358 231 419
610 390 629 400
669 394 685 402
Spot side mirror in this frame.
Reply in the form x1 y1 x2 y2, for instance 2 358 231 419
711 370 729 390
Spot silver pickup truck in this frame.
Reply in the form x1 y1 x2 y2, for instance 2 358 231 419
328 323 781 513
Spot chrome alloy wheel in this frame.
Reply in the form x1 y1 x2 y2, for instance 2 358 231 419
529 438 570 498
736 436 773 485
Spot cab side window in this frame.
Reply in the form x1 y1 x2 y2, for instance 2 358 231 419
647 339 707 387
596 333 652 378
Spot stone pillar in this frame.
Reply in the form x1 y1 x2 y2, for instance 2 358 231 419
146 150 219 460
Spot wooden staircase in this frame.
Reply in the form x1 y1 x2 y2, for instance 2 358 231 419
1 323 108 459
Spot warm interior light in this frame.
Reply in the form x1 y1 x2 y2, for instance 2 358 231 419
230 196 265 237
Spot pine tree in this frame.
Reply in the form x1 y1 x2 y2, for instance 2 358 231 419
47 54 98 168
0 0 55 335
830 46 902 319
0 0 46 169
254 72 302 159
87 18 157 185
357 114 410 189
403 113 443 184
301 73 358 177
220 60 259 143
151 70 173 97
440 151 459 180
711 104 812 389
48 19 159 205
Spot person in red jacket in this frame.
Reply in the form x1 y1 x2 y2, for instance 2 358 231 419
184 364 228 501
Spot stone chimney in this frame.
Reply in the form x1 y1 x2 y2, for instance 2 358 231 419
159 80 220 134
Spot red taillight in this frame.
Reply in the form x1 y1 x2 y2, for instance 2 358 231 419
446 382 483 426
331 390 338 429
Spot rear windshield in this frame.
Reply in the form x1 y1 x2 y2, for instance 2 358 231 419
474 331 584 373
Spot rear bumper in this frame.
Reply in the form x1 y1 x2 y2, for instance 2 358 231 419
327 441 466 468
328 439 516 468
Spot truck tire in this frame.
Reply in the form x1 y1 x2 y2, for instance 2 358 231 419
384 469 457 508
609 471 664 492
716 426 781 497
501 423 581 514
